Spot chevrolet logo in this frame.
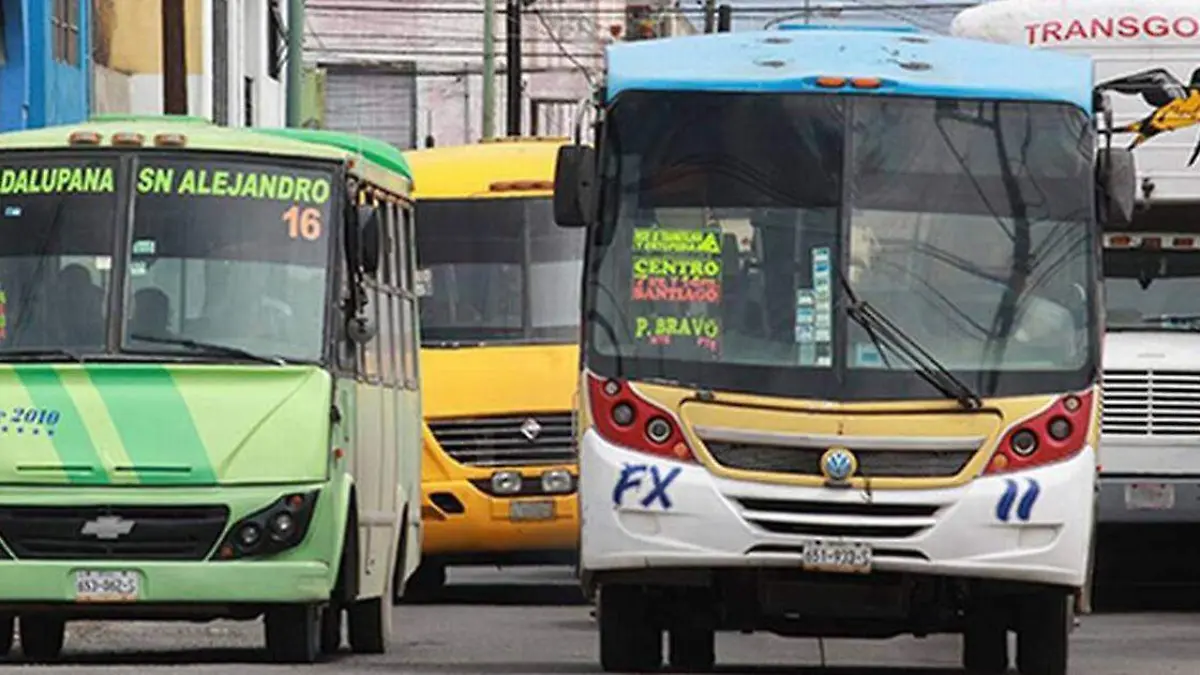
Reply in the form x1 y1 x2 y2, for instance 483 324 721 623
80 516 135 540
519 418 542 442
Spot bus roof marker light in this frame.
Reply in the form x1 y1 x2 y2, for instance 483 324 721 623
1174 237 1195 248
154 132 187 147
816 76 847 88
1106 234 1132 247
111 132 145 147
1141 236 1162 250
68 130 102 146
851 77 883 89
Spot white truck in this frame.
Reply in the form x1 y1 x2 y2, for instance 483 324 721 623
953 0 1200 591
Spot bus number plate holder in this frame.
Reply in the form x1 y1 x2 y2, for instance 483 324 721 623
74 570 141 602
801 540 872 574
509 500 555 522
1125 483 1174 510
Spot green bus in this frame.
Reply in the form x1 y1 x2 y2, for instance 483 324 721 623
0 117 423 663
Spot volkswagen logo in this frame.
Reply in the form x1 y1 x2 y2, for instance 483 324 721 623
519 417 542 442
820 447 858 482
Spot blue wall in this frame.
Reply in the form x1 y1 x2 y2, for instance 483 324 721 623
0 0 90 132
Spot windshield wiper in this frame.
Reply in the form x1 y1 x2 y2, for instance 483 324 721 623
1139 314 1200 324
835 270 983 410
1 348 86 363
128 334 288 366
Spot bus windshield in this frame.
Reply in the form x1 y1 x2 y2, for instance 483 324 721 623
586 91 1097 401
123 156 334 362
0 155 120 353
415 197 585 345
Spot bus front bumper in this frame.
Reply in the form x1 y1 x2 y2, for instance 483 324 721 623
421 478 579 561
0 560 331 607
579 430 1094 589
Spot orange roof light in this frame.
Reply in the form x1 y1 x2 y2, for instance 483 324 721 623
489 180 554 192
1174 237 1195 248
154 132 187 147
1141 236 1162 249
111 132 145 147
1107 234 1132 247
68 130 102 146
815 76 847 88
851 77 882 89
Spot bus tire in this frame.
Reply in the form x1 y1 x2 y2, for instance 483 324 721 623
962 610 1008 674
0 614 12 657
264 603 321 664
18 615 65 662
320 606 342 655
1015 591 1070 675
599 585 661 673
348 596 389 654
668 624 715 672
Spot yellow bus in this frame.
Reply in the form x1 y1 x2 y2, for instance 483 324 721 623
397 138 584 597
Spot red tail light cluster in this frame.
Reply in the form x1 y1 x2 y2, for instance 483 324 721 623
586 373 697 462
983 390 1095 476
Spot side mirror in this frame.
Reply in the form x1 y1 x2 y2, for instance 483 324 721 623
1098 147 1136 226
356 205 383 276
553 145 597 228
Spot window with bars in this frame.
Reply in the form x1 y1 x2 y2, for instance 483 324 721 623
267 0 284 80
52 0 80 66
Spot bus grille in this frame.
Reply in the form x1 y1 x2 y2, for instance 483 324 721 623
733 498 941 539
0 505 229 561
1102 370 1200 436
428 412 576 467
704 442 974 478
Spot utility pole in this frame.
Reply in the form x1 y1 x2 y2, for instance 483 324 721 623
505 0 522 136
161 0 188 114
703 0 717 33
482 0 497 138
286 0 306 127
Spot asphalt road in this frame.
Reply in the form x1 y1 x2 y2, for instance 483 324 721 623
4 566 1199 674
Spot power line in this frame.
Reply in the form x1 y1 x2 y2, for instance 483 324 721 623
308 2 978 14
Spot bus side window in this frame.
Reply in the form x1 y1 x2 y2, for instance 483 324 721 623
399 204 420 390
379 199 401 388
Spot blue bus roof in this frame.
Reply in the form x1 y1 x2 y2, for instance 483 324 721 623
604 28 1094 111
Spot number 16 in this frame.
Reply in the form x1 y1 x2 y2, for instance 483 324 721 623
283 206 322 241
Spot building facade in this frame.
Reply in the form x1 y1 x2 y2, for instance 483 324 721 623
92 0 290 127
0 0 91 131
306 0 696 148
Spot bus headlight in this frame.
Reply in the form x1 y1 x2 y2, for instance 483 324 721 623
541 469 573 494
491 471 523 495
214 490 319 561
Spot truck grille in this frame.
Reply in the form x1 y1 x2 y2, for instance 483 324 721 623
1102 370 1200 436
428 412 576 467
704 442 974 478
0 505 229 561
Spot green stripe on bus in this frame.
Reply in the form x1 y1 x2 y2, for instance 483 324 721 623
86 366 218 485
13 367 110 485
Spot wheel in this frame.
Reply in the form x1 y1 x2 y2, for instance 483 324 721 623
18 615 65 662
668 624 715 672
264 603 321 663
400 562 446 602
320 606 342 655
348 596 390 654
0 614 13 658
1015 591 1070 675
598 585 662 673
962 609 1008 674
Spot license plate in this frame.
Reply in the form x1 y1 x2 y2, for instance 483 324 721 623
1125 483 1175 510
802 540 872 574
74 570 141 603
509 500 555 521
